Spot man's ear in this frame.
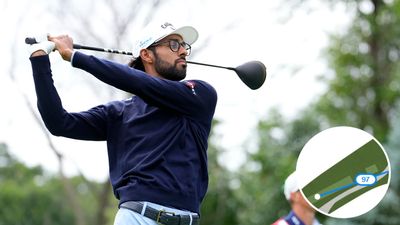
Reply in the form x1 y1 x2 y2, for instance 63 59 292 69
140 49 153 64
290 191 299 203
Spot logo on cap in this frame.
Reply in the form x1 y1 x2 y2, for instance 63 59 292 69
161 22 175 30
139 37 153 48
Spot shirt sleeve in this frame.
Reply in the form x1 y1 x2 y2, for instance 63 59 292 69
29 55 108 140
71 51 217 122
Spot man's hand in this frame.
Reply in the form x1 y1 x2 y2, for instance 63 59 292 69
49 35 74 62
29 34 74 61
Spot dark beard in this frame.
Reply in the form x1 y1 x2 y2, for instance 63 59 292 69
153 52 187 81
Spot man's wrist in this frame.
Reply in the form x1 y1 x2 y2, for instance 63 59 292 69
60 48 74 62
30 50 47 57
70 50 77 65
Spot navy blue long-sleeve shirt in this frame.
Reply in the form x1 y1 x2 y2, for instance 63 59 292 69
29 52 217 213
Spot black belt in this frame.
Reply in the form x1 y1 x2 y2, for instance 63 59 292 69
120 201 199 225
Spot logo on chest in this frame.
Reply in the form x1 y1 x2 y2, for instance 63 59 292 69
184 81 197 95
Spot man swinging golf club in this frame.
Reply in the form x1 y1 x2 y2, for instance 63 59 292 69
28 22 217 225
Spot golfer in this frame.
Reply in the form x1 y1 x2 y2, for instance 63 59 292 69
29 22 217 225
271 171 322 225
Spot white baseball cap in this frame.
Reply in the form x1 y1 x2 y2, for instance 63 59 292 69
284 171 299 201
132 22 199 58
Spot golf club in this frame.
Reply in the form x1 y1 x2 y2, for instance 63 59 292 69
26 37 266 90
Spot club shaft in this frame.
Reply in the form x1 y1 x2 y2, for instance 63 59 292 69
74 44 133 55
25 37 133 55
186 61 235 71
25 37 234 71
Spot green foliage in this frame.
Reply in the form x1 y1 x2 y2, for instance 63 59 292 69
200 120 239 225
0 143 114 225
316 0 400 142
233 108 324 224
0 144 74 225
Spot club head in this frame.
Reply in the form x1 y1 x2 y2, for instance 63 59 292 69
233 61 266 90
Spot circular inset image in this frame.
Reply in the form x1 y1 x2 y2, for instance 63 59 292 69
296 126 391 218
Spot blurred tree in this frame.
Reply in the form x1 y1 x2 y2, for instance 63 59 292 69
233 108 324 225
315 0 400 142
200 120 240 225
0 143 108 225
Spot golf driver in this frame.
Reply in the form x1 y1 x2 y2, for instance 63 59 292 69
26 37 266 90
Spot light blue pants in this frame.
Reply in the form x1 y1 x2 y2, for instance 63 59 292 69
113 202 198 225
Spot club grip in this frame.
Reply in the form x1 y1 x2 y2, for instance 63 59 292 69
25 37 38 45
25 37 81 50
